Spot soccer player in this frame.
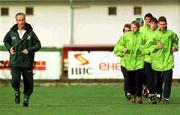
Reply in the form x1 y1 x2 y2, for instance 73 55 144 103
120 24 131 99
143 17 158 104
114 21 144 103
140 13 153 97
149 16 179 103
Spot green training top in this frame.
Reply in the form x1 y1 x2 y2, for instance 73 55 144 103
114 31 144 71
148 29 179 71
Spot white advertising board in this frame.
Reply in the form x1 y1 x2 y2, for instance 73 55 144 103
68 51 180 79
0 51 61 80
173 53 180 79
68 51 123 79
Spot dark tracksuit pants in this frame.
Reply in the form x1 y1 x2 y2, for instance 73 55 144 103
11 67 33 99
144 62 156 95
121 67 143 97
121 66 130 96
154 69 172 99
142 66 148 87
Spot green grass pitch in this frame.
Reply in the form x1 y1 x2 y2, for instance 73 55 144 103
0 85 180 115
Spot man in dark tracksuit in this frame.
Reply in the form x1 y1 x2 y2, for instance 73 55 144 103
3 12 41 107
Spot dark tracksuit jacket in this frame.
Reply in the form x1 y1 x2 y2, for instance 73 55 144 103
3 23 41 68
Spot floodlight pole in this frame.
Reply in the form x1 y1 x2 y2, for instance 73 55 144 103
70 0 74 44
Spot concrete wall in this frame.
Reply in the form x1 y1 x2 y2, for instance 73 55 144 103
0 3 179 47
0 4 71 47
73 4 180 45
